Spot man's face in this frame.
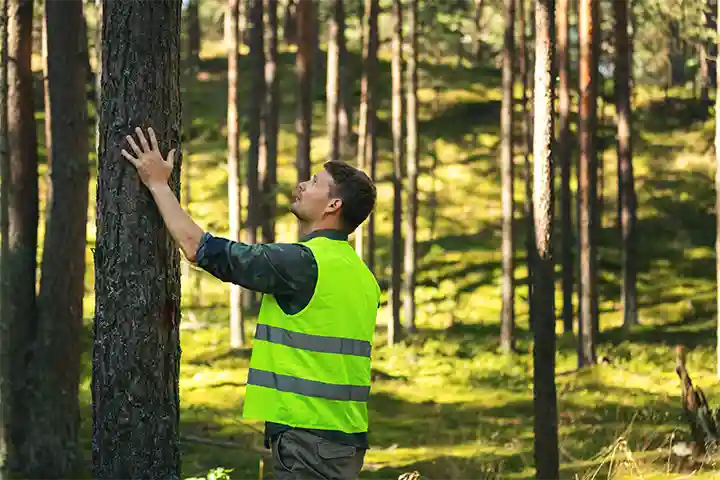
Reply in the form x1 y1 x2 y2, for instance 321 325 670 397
290 169 342 223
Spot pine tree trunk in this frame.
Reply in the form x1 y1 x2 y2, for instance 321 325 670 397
519 0 534 330
0 0 12 469
336 1 352 160
532 1 559 476
615 0 637 329
187 0 200 72
227 0 244 348
499 0 515 354
246 0 263 250
283 0 296 45
92 2 182 478
557 0 573 334
403 0 418 335
295 0 315 238
24 0 88 476
4 0 38 472
261 0 278 244
326 0 341 162
389 0 403 346
355 0 378 271
578 0 598 367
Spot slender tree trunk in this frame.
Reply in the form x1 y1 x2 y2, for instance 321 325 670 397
187 0 201 72
519 0 534 330
389 0 403 346
578 0 598 367
0 0 11 468
336 2 352 160
557 0 573 334
283 0 296 45
295 0 315 238
261 0 278 244
499 0 515 353
615 0 637 329
473 0 484 61
326 0 341 162
532 0 559 477
246 0 263 249
23 1 88 476
404 0 418 334
4 0 38 472
355 0 378 271
227 0 245 348
92 2 182 478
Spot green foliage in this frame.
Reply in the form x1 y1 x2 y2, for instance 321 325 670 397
185 467 234 480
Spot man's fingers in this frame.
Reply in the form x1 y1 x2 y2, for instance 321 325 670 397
121 149 139 167
167 148 176 169
126 136 143 157
135 127 151 152
148 127 160 152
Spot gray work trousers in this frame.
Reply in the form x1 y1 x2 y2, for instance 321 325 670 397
271 429 366 479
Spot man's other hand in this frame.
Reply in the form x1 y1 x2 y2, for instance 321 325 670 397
121 126 176 191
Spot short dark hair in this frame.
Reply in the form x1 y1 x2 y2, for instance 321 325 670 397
324 161 376 233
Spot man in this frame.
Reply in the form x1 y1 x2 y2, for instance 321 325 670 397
121 127 380 480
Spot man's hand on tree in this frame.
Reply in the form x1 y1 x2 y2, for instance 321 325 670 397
121 126 176 191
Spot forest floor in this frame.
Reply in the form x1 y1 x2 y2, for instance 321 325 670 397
48 42 720 479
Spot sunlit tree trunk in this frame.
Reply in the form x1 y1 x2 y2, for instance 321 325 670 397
578 0 598 367
327 0 341 162
261 0 278 244
295 0 315 237
532 0 559 477
227 0 245 348
389 0 403 346
499 0 515 353
404 0 418 334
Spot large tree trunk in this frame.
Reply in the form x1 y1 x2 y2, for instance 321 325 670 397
92 3 182 478
499 0 515 353
295 0 315 238
532 0 559 477
326 0 341 162
578 0 598 367
24 0 88 476
227 0 244 348
261 0 278 244
0 0 11 469
557 0 573 334
389 0 403 346
615 0 637 329
355 0 378 271
4 0 38 472
403 0 418 335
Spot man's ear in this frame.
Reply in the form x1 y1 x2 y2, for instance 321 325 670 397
326 198 343 214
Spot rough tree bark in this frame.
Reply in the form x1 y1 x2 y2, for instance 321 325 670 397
227 0 244 348
578 0 598 367
404 0 418 334
4 0 38 472
92 2 182 478
557 0 573 334
261 0 278 244
0 0 11 469
499 0 515 353
532 0 559 477
389 0 403 346
355 0 378 271
24 0 89 476
615 0 637 329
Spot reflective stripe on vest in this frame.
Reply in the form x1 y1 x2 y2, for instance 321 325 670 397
247 368 371 402
255 324 372 357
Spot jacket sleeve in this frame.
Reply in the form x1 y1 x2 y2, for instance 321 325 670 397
194 232 317 296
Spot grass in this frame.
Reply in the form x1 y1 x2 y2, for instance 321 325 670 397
25 37 720 479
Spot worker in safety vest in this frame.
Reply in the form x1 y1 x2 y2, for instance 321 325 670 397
122 127 380 480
